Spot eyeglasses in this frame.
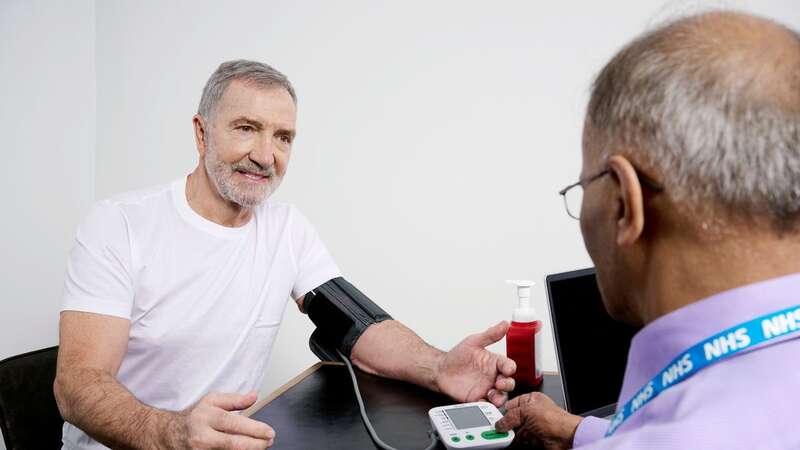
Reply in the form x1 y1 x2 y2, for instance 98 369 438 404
559 170 610 220
559 168 664 220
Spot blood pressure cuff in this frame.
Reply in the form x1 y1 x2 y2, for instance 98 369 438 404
305 277 392 361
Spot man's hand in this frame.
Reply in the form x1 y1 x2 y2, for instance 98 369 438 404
170 391 275 450
494 392 582 450
433 321 517 407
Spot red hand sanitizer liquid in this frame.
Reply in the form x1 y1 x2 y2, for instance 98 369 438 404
506 280 543 388
507 320 543 388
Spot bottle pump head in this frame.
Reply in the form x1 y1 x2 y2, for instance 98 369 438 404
506 279 536 322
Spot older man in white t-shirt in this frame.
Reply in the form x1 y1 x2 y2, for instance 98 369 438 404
53 60 517 450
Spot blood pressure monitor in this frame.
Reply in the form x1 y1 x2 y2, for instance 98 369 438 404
428 402 514 449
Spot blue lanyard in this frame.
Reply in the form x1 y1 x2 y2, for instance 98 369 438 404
606 303 800 437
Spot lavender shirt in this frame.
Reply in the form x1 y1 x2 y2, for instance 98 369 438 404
572 273 800 449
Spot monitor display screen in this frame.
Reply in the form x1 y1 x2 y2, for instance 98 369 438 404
446 406 490 429
546 268 640 416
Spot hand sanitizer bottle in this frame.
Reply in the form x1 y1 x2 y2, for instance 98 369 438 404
505 280 543 388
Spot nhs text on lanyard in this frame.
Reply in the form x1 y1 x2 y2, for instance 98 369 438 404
606 303 800 437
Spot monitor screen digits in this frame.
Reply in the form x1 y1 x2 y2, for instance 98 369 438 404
446 406 490 430
547 268 640 416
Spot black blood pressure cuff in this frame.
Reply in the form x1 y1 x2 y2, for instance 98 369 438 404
305 277 392 361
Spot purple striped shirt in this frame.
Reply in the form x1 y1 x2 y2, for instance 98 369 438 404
572 273 800 449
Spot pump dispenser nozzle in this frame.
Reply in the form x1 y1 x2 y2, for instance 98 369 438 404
506 279 536 322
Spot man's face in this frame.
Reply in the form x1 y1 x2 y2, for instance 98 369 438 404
202 80 296 207
579 122 640 324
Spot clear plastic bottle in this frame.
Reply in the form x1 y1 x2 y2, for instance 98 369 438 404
505 280 543 388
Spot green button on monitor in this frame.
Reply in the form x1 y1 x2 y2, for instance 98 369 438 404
451 436 461 443
481 430 509 440
465 434 475 440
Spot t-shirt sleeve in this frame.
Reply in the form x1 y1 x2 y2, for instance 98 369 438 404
61 201 135 319
573 416 611 448
289 206 341 300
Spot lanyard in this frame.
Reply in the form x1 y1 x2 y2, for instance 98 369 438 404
606 303 800 437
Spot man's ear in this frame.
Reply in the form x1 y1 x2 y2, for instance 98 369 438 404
192 114 208 159
608 155 645 246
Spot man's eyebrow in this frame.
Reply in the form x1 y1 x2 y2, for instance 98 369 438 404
229 117 295 138
229 116 264 130
277 127 296 139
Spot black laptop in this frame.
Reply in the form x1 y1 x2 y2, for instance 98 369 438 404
545 268 640 417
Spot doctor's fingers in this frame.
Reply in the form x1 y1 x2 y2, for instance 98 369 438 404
503 391 537 411
494 403 526 432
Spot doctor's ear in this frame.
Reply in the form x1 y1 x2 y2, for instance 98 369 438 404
607 155 645 247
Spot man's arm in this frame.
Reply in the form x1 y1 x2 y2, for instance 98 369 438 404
55 311 175 449
54 311 274 450
351 320 516 406
348 320 442 388
297 294 515 406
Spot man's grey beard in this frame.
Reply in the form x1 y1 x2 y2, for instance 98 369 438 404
204 140 279 207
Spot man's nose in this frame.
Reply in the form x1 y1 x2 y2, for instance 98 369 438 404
249 135 276 168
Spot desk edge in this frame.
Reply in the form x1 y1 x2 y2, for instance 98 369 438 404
243 361 344 417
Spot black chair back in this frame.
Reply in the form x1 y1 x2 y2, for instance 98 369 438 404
0 346 63 450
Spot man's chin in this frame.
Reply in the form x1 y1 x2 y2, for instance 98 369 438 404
218 176 283 208
232 191 271 207
227 179 278 206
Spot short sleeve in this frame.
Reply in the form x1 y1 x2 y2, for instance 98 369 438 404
61 201 135 319
289 206 341 299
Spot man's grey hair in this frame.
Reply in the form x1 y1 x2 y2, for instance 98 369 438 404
198 59 296 121
587 11 800 231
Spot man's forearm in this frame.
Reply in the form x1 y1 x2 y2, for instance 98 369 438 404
55 367 183 450
349 319 444 391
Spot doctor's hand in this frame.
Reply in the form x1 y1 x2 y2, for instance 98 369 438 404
169 391 275 450
494 392 581 450
433 321 517 407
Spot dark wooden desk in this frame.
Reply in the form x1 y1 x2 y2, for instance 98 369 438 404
244 363 564 449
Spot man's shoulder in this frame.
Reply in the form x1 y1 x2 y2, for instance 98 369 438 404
80 181 177 236
101 181 175 210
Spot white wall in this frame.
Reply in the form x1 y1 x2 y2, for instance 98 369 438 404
92 0 800 398
93 0 611 397
0 1 95 448
2 2 799 447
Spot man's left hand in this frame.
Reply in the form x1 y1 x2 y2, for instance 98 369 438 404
433 321 517 407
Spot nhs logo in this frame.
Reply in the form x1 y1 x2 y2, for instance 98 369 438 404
702 327 751 361
761 307 800 339
661 353 694 387
630 381 655 413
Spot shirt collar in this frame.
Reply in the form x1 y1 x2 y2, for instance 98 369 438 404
617 272 800 403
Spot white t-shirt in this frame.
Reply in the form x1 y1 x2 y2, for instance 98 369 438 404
60 177 341 450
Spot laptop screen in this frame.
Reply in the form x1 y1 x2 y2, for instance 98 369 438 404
545 268 640 417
